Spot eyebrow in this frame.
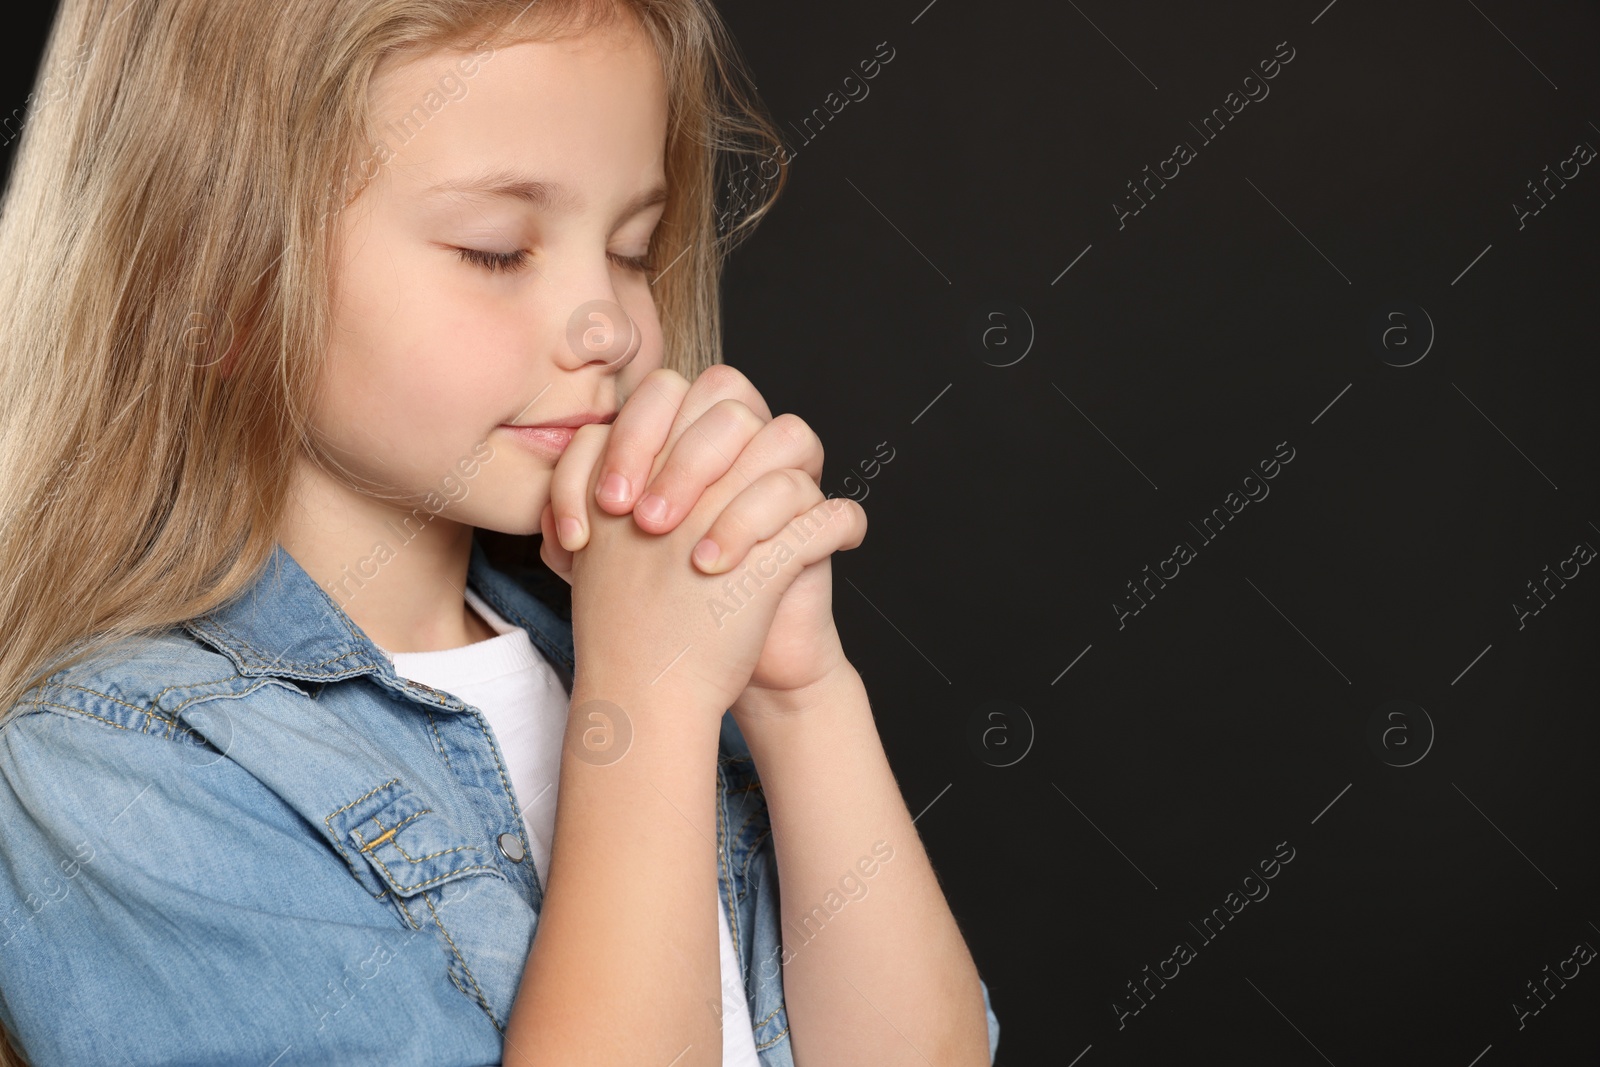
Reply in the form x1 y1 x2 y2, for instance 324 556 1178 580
423 167 668 226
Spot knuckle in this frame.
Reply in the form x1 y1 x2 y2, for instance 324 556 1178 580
771 412 818 455
780 467 812 498
710 505 754 547
697 363 745 388
644 366 688 391
694 363 747 393
630 369 687 420
709 396 763 435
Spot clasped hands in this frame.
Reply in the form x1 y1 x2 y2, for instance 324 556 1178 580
537 364 866 709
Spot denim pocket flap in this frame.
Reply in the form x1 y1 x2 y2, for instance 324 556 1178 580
326 777 502 900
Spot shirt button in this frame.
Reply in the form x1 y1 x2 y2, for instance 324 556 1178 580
497 832 526 863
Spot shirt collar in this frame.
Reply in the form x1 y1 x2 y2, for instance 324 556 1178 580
184 536 575 689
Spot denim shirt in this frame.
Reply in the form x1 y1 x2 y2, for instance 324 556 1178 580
0 537 998 1065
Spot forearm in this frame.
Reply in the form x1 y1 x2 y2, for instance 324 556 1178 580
732 666 989 1067
504 679 726 1067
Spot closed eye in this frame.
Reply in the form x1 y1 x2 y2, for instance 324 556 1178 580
454 246 529 274
608 251 658 275
452 248 659 276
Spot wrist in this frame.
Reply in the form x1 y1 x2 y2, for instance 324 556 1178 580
568 671 729 748
731 659 865 724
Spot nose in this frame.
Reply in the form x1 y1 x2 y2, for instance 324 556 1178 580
559 295 644 373
547 249 644 374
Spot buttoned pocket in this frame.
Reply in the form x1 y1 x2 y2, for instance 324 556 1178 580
325 778 526 1031
325 777 507 930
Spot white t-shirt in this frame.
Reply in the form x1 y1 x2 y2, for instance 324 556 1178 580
381 587 761 1066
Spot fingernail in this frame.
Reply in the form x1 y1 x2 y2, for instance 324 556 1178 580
637 493 668 524
693 537 720 569
557 516 583 550
599 473 630 504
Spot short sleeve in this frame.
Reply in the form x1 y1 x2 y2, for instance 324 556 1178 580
980 974 1000 1063
0 705 504 1066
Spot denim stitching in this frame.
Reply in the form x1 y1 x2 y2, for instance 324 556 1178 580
753 1016 790 1050
332 787 496 893
364 857 501 894
34 683 161 721
13 682 287 746
16 686 177 735
353 809 489 867
740 828 772 892
188 616 368 674
188 614 380 681
360 837 496 894
9 700 128 732
393 892 421 931
154 674 248 706
445 964 473 1003
386 839 486 866
155 679 294 741
716 761 740 965
423 889 501 1031
730 777 769 899
423 708 454 772
456 704 530 874
323 778 402 890
328 777 402 817
353 808 432 852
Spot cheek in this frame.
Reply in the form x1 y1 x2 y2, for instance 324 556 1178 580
326 263 510 431
316 319 501 478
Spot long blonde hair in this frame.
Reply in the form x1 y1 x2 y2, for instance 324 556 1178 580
0 3 785 1053
0 0 788 725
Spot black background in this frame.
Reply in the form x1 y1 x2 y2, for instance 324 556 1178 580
6 2 1598 1064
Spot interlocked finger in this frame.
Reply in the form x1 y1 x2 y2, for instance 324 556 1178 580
690 467 863 574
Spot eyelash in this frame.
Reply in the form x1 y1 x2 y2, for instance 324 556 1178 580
453 247 657 276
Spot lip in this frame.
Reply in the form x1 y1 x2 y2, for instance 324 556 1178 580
503 411 616 429
498 412 614 459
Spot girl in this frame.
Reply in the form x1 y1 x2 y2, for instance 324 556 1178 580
0 0 1000 1064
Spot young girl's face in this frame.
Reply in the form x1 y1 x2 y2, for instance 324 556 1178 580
312 18 669 536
